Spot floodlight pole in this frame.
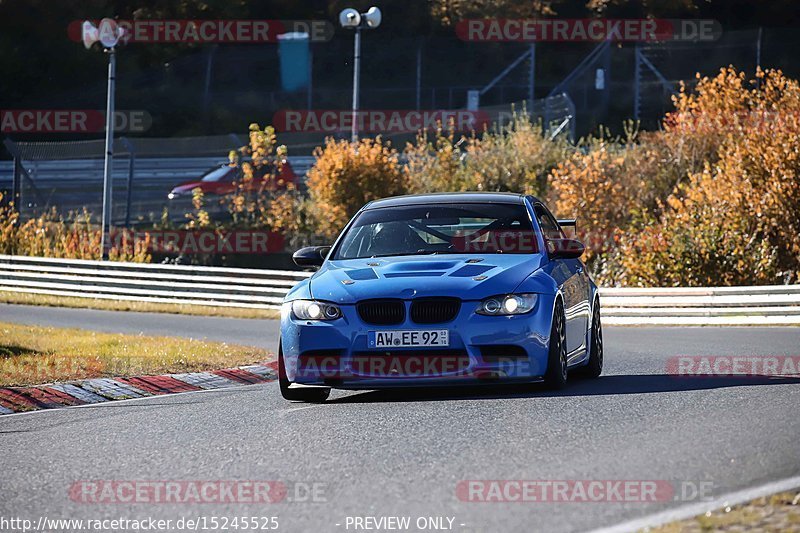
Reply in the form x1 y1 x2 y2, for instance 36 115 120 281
341 7 380 143
100 47 116 260
351 27 361 143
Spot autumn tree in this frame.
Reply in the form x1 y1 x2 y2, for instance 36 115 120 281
306 137 407 241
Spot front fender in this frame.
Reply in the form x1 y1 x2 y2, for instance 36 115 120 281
284 279 312 302
514 267 559 296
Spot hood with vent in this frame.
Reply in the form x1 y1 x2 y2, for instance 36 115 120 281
308 254 544 304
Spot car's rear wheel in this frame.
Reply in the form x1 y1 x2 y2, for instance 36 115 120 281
278 343 330 403
543 300 568 389
577 299 603 378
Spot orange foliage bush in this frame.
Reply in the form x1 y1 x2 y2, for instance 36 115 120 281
548 124 684 270
306 136 407 241
615 68 800 286
550 67 800 286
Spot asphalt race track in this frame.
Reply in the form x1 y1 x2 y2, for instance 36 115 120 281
0 304 281 353
1 303 799 532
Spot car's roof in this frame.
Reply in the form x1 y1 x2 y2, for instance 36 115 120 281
366 192 536 209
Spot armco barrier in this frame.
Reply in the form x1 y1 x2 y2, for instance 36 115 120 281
599 286 800 325
0 254 310 310
0 254 798 324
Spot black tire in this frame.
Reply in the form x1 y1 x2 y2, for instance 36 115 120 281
577 299 604 379
543 300 568 389
278 343 330 403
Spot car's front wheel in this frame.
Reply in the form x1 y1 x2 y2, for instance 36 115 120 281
543 300 568 389
278 343 330 403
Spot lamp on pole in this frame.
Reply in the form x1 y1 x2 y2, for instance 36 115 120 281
81 18 124 260
338 7 381 143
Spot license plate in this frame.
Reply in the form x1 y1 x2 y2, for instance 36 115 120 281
368 330 449 348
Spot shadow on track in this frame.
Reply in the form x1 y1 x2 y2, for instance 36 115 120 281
323 374 800 404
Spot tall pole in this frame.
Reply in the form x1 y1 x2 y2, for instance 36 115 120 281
351 27 361 143
528 43 536 109
202 45 216 132
100 48 116 260
756 26 762 71
307 47 313 111
416 40 422 111
633 45 641 121
11 156 21 223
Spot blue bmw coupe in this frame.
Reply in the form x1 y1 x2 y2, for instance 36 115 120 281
279 192 602 402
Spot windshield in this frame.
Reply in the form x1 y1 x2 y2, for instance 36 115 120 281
200 166 236 182
332 203 538 259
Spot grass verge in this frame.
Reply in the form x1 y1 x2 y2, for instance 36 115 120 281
650 489 800 532
0 321 272 387
0 290 281 320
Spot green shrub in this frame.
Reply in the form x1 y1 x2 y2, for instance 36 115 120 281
405 110 572 196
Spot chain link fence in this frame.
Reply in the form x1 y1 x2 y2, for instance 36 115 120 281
1 135 245 225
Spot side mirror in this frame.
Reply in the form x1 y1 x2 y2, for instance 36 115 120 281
292 246 331 268
547 238 585 260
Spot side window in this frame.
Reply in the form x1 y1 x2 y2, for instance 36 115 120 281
534 205 564 242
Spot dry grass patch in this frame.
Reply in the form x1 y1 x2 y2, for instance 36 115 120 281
0 321 271 387
649 490 800 532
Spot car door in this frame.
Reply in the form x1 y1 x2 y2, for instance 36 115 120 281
533 203 588 355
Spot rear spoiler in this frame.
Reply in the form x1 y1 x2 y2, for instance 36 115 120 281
557 219 576 230
557 219 577 238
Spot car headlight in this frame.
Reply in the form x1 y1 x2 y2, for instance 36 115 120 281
291 300 342 321
476 294 537 316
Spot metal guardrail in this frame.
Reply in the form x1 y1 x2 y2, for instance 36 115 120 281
0 254 310 310
1 254 799 324
0 156 317 185
599 286 800 325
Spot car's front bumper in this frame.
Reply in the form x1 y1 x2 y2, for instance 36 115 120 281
280 297 555 388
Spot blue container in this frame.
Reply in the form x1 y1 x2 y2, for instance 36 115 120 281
278 32 310 92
